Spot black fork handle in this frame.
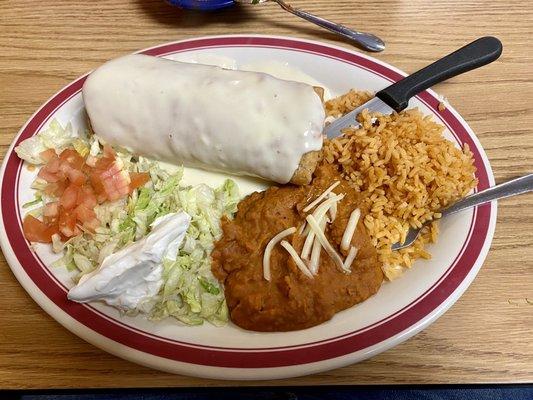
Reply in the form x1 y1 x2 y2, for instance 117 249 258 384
376 36 503 112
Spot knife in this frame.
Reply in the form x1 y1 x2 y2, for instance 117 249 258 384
325 36 503 139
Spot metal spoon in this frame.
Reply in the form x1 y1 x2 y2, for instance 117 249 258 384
392 174 533 250
236 0 385 52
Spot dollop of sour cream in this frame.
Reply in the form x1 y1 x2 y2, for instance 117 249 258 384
67 212 191 311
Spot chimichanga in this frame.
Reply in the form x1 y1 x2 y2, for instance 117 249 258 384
82 54 325 184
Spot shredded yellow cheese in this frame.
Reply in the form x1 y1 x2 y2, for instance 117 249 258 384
342 246 358 271
306 215 348 273
297 222 307 235
301 226 316 260
263 227 296 281
327 192 338 222
309 217 327 274
301 194 343 258
302 194 344 236
341 208 361 252
280 240 314 279
303 181 340 213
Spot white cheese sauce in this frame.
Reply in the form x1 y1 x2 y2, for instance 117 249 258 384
67 212 191 311
83 54 325 184
240 60 333 100
168 53 332 99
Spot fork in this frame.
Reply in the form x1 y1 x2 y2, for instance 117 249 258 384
235 0 385 52
391 174 533 250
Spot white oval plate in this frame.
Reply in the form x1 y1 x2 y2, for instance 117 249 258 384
0 35 496 380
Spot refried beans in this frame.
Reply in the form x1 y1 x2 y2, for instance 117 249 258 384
211 164 384 332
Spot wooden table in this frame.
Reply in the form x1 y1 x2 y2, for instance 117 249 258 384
0 0 531 389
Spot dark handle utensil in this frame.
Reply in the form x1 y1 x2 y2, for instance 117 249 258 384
376 36 503 112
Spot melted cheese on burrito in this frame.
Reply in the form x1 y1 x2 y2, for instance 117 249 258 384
82 54 325 184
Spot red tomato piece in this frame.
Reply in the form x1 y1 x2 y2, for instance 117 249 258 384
89 172 107 200
59 149 85 170
29 143 137 242
96 193 107 204
66 168 86 186
101 172 130 201
84 218 100 231
75 203 97 223
43 180 68 197
129 172 150 191
78 185 97 208
85 155 98 168
38 168 61 183
75 204 99 232
58 208 78 238
40 149 57 163
46 157 61 174
43 201 59 218
23 215 54 243
60 184 79 210
103 144 116 160
99 160 123 179
93 156 114 172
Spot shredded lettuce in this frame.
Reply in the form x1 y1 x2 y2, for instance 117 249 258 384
18 118 239 327
56 160 237 326
22 194 42 208
15 119 75 164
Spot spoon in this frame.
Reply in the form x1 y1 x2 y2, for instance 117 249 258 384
391 174 533 250
236 0 385 52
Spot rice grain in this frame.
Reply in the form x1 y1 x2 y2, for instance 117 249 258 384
324 91 478 279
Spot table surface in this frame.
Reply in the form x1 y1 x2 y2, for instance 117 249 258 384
0 0 532 389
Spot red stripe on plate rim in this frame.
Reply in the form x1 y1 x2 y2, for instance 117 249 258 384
0 36 493 368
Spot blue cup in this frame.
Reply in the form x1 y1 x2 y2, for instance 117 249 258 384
167 0 235 10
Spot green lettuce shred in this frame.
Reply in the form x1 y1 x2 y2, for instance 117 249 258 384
17 118 239 327
15 119 75 164
55 157 238 326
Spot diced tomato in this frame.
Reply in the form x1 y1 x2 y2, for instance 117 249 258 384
90 160 131 202
96 193 107 204
60 184 79 210
46 157 61 173
103 144 116 160
75 203 96 222
93 156 114 172
58 161 70 175
102 171 130 190
23 215 57 243
99 160 123 179
129 172 150 191
44 216 58 227
43 201 59 226
44 180 68 197
75 203 99 232
84 218 100 231
38 168 60 183
40 149 57 163
89 172 107 200
59 149 85 170
66 167 86 186
43 202 59 218
58 208 78 238
38 156 62 182
85 155 97 168
57 161 85 185
101 171 130 201
25 142 151 244
77 185 97 208
59 149 77 161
